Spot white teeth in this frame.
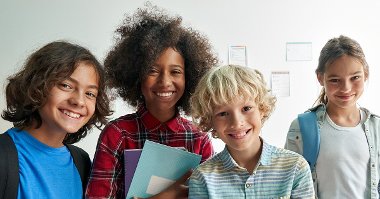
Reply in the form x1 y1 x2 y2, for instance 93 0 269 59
156 92 173 97
63 110 80 119
230 132 246 139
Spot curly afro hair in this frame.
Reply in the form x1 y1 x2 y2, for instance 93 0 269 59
105 4 218 115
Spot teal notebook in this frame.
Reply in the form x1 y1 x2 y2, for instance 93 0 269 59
125 140 201 199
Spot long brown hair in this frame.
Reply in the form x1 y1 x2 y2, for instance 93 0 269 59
2 41 111 144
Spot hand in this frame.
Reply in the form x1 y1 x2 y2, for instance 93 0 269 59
146 170 193 199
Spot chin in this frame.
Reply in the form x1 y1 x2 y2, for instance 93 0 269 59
64 126 83 134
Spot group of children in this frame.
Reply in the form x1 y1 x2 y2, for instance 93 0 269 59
0 4 379 199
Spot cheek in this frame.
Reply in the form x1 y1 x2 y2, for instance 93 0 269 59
355 81 365 89
175 76 185 89
88 101 97 116
212 118 223 131
141 79 152 97
324 84 337 94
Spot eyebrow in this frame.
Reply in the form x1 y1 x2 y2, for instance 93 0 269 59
170 64 184 68
67 77 99 90
152 62 184 68
327 70 363 78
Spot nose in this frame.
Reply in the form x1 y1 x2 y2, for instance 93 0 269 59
230 112 244 129
69 91 85 107
341 79 352 92
158 71 171 87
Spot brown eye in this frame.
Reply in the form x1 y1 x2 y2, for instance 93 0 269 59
216 112 228 117
60 83 72 90
243 106 252 112
86 91 97 99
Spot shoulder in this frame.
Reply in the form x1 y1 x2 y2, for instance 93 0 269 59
99 112 140 137
66 144 90 160
194 153 224 173
360 107 380 123
176 116 206 136
107 112 140 128
267 144 307 166
361 107 380 119
2 128 20 138
271 145 302 157
288 117 300 130
0 131 17 155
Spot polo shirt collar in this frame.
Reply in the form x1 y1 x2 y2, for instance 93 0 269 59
220 138 272 171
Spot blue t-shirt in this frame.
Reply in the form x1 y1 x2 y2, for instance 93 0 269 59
6 128 82 199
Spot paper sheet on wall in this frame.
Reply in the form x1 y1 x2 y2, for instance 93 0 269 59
271 71 290 97
286 42 312 61
228 46 247 66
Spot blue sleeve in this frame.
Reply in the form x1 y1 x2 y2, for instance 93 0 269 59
188 169 209 199
290 156 315 198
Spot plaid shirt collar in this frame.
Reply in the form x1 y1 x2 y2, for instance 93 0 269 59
136 104 182 133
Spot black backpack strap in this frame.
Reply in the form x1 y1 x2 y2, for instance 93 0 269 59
66 144 91 197
0 133 19 199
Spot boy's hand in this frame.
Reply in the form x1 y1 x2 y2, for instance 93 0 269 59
135 170 193 199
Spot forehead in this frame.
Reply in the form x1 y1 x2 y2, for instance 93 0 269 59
325 55 364 76
212 96 256 110
154 48 184 66
70 62 99 85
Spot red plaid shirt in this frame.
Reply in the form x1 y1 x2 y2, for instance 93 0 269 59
85 105 214 199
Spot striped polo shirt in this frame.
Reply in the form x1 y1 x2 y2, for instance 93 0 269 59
189 140 315 199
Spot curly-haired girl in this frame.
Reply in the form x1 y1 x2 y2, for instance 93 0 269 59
86 4 218 199
0 40 111 199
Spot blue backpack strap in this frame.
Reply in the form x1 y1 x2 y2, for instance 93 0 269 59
297 111 320 172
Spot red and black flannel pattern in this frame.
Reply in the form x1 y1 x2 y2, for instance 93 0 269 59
85 105 214 199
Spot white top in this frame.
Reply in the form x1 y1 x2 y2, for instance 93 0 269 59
316 110 369 198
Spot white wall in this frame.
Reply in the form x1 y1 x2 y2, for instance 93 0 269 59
1 0 380 159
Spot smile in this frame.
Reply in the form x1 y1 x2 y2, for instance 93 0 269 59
229 129 250 139
337 94 354 100
62 110 81 119
156 92 174 97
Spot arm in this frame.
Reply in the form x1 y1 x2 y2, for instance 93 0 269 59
290 157 315 199
188 169 209 199
284 118 303 155
86 124 125 199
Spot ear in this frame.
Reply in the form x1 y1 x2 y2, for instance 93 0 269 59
316 72 324 86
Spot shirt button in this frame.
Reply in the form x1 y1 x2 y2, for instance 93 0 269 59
246 183 252 188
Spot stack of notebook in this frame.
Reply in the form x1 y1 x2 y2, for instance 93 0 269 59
124 140 201 199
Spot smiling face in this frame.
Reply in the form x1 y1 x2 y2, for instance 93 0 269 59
212 97 263 155
317 55 366 111
30 62 99 146
141 47 185 121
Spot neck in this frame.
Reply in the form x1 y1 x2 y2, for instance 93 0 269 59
24 124 66 148
147 106 177 123
228 138 263 174
326 103 361 127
